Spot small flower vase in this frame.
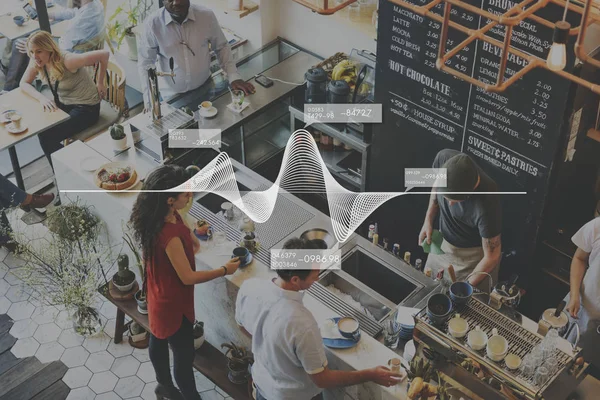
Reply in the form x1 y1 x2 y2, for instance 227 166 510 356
72 306 103 337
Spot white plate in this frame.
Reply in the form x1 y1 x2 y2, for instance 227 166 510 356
80 157 105 172
95 161 140 191
6 123 27 134
199 107 218 118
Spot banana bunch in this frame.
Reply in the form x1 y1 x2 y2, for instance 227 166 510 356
331 60 357 83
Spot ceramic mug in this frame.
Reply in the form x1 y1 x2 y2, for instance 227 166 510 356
486 328 508 361
13 16 28 26
448 313 469 338
200 100 213 111
232 247 250 265
337 317 360 341
467 325 488 351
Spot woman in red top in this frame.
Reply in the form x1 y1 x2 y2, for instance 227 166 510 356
130 165 240 400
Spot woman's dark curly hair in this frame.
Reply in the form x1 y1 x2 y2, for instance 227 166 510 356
129 165 189 262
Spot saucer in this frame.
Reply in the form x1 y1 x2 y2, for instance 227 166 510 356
194 228 213 241
232 252 253 268
321 318 361 349
227 101 250 114
199 107 218 118
6 123 27 134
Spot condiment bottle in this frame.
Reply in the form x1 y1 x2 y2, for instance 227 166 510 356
368 224 375 239
333 137 342 150
372 233 379 246
383 238 389 250
415 259 423 271
424 266 432 278
403 251 411 265
392 243 400 256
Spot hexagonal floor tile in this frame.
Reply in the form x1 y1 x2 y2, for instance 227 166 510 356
27 291 42 307
111 355 140 378
31 305 58 325
103 318 117 338
85 350 115 373
9 318 39 338
11 337 40 358
107 339 134 358
200 390 224 400
99 301 117 320
0 279 10 297
58 328 85 348
61 346 90 368
62 366 93 389
136 361 156 384
7 301 35 320
140 383 156 400
65 386 96 400
4 269 26 285
83 332 111 353
35 341 65 363
5 285 31 302
95 392 121 400
0 248 7 262
193 370 215 392
3 252 26 269
132 347 150 363
55 309 73 329
33 322 62 344
0 296 10 314
88 370 118 394
115 375 145 398
216 386 228 397
0 262 8 279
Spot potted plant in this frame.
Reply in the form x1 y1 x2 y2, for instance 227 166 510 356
221 342 254 384
406 357 439 399
106 0 152 60
128 321 147 342
110 124 128 151
193 321 205 349
113 254 136 292
10 199 117 337
123 231 146 314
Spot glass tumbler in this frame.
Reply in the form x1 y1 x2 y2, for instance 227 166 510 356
520 355 536 378
530 345 544 367
544 357 559 376
212 231 227 248
231 89 245 112
383 320 401 349
542 329 559 358
534 366 550 386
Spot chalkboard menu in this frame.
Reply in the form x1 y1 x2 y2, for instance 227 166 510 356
371 0 579 279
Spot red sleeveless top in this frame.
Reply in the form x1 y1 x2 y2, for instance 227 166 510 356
146 212 196 339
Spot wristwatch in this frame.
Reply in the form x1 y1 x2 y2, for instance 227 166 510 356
222 266 227 276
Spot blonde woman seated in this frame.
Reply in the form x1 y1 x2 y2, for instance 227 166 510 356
20 31 109 168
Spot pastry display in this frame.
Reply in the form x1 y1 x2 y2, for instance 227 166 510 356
94 162 138 191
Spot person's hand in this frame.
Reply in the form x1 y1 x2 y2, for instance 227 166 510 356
40 97 57 112
96 82 106 99
566 296 581 318
418 219 433 246
16 39 28 54
224 257 241 275
231 79 255 95
368 366 404 387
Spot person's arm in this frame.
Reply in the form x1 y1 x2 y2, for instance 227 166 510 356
468 234 502 286
311 366 402 389
165 237 240 285
49 8 77 21
137 20 160 109
419 191 439 245
566 247 590 318
207 11 254 95
20 65 57 112
64 50 110 97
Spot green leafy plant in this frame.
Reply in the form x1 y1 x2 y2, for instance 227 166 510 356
106 0 152 49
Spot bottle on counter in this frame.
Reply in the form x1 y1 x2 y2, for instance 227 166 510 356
372 233 379 246
374 223 378 235
320 133 333 151
333 137 343 151
403 251 411 265
392 243 400 256
415 259 423 271
424 266 432 278
383 238 389 251
368 224 375 239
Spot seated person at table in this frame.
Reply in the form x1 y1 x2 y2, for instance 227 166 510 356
235 238 402 400
0 174 54 253
137 0 254 110
2 0 105 92
20 31 109 167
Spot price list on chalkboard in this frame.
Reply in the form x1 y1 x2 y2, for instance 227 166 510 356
377 0 576 185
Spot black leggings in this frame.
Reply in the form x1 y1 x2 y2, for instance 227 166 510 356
149 316 201 400
38 102 101 168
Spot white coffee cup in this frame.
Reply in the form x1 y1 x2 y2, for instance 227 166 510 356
200 100 212 111
11 115 22 130
467 325 488 351
486 328 508 362
448 314 469 338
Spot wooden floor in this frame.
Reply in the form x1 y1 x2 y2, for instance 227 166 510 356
0 314 69 400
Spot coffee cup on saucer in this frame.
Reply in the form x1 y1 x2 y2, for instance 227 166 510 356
232 246 250 266
337 317 360 341
11 115 22 130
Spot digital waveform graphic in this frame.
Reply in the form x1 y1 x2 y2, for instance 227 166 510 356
172 129 404 243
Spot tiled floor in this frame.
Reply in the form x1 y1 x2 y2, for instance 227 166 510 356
0 247 234 400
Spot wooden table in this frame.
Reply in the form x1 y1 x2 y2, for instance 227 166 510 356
99 285 253 400
0 88 69 189
0 1 67 41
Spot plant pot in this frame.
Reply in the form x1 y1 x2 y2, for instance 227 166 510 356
134 290 147 314
194 334 205 350
228 0 243 11
130 126 142 143
112 273 135 292
227 361 250 384
112 137 128 151
125 33 138 61
72 306 103 337
128 324 148 343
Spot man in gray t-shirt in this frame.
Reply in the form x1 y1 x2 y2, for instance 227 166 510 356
419 149 502 289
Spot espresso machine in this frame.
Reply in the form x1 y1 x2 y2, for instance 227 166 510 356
412 295 588 400
130 57 195 163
